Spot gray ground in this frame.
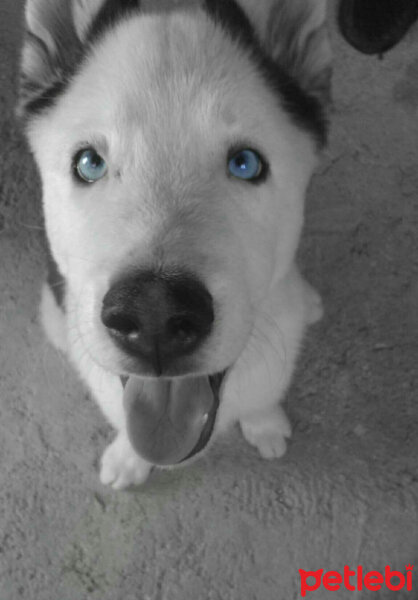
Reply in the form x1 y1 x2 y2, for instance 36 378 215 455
1 1 417 599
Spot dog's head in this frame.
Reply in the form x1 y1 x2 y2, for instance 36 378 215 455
19 0 331 380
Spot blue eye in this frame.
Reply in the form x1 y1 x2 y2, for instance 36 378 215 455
228 149 264 181
74 148 107 183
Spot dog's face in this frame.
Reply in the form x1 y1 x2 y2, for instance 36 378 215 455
20 0 331 379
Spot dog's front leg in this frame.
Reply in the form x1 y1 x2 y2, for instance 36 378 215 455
79 369 153 488
75 364 152 489
219 266 322 459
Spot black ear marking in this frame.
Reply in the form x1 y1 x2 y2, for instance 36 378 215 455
23 80 67 116
87 0 141 42
203 0 327 146
203 0 256 46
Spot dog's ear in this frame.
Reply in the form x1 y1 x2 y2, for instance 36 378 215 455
72 0 108 40
18 0 106 118
262 0 332 105
206 0 331 106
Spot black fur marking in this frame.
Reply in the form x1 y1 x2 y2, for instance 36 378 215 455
203 0 327 146
87 0 141 42
204 0 256 45
24 80 67 117
46 247 66 310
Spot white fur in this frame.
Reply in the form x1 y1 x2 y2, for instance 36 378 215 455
23 0 330 488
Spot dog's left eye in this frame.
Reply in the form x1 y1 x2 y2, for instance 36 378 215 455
73 148 107 183
228 149 264 181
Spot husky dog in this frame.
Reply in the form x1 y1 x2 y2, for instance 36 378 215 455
18 0 331 488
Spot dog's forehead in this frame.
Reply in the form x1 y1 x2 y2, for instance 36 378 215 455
59 10 276 136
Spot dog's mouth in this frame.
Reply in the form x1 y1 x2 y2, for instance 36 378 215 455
122 371 226 466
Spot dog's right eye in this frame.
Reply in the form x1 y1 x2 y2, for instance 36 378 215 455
227 148 267 183
73 148 107 184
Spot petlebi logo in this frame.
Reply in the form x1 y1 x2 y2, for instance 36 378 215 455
299 564 414 597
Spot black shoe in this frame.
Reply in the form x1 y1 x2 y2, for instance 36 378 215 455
338 0 418 55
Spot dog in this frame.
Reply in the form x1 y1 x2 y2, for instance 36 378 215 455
18 0 331 488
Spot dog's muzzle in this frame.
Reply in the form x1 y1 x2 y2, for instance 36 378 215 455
103 268 226 465
123 371 226 466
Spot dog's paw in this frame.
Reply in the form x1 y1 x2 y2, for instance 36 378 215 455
240 405 292 460
100 433 152 489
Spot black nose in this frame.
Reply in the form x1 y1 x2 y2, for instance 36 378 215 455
101 269 214 374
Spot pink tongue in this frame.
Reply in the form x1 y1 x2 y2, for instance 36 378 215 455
124 376 215 466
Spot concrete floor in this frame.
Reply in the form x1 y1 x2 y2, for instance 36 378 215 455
1 1 417 599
